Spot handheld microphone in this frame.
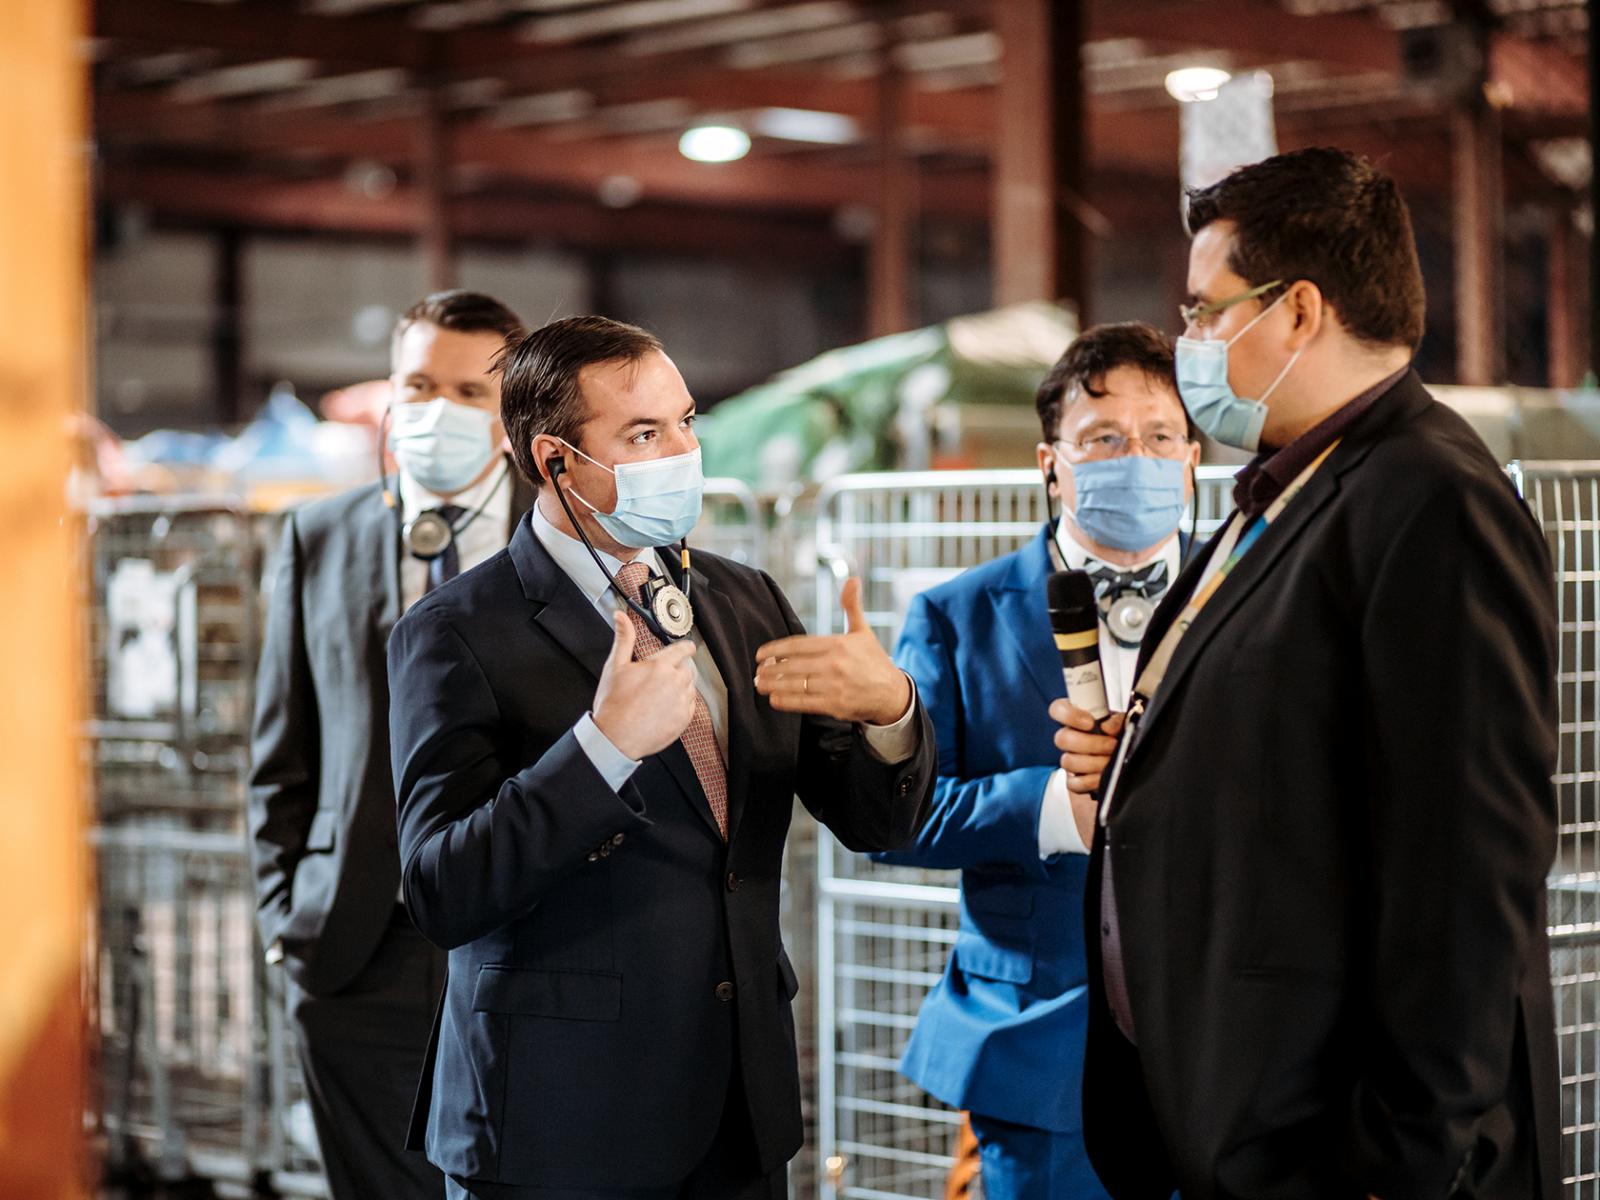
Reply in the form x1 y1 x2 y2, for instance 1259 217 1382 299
1047 569 1110 720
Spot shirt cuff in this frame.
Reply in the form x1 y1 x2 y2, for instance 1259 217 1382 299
1039 767 1091 858
860 673 919 765
574 712 642 792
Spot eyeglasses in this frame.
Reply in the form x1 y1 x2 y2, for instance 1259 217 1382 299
1056 432 1190 461
1179 279 1285 331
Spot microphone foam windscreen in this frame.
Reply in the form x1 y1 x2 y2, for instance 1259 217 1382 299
1047 570 1098 633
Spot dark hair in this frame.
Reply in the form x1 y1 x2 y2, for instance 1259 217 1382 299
496 316 664 489
390 289 524 360
1184 147 1425 351
1035 322 1190 441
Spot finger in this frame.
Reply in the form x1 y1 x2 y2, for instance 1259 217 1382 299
1053 727 1119 755
1059 752 1113 776
606 610 636 667
1048 699 1106 732
840 576 870 634
1065 770 1103 792
754 635 838 664
764 688 845 716
654 640 697 667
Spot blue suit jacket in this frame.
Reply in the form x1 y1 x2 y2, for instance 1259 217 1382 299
873 525 1105 1150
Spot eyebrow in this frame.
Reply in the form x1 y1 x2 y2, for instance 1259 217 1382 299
620 404 696 434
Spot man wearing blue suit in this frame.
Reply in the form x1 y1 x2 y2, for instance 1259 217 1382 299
874 323 1199 1198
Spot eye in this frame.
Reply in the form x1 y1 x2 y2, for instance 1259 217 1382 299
1147 433 1182 450
682 413 698 428
1086 434 1122 451
630 429 657 446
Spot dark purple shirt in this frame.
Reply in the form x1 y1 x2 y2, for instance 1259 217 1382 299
1232 366 1411 520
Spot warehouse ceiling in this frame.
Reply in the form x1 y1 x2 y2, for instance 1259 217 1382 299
90 0 1591 256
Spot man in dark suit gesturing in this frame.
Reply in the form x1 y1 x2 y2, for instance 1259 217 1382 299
1057 148 1560 1199
249 290 531 1198
386 316 934 1200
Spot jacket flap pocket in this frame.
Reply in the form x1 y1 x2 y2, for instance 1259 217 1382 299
471 965 622 1021
955 930 1034 984
305 809 338 852
778 946 800 1000
963 878 1035 917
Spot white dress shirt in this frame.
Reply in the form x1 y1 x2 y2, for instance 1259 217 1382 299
529 503 919 793
1037 524 1183 858
398 462 515 612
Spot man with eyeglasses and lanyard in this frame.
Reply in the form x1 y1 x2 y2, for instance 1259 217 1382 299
1057 148 1559 1199
250 290 533 1200
871 323 1200 1199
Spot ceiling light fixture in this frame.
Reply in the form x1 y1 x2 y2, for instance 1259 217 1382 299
679 124 751 163
1164 66 1233 102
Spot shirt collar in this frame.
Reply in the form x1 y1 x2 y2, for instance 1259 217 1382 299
399 458 514 523
529 501 663 610
1052 519 1181 578
1233 364 1410 519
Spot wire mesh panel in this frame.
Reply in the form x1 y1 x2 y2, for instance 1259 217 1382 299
694 478 766 568
1514 463 1600 1196
807 468 1237 1200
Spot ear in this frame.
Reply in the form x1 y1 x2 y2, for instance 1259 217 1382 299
1036 442 1059 498
1285 279 1324 347
530 433 564 484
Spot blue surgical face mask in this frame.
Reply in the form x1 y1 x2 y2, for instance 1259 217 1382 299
1175 290 1303 452
562 440 705 549
1059 452 1189 553
390 397 499 495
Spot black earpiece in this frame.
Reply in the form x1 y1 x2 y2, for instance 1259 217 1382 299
545 455 566 479
1045 466 1057 486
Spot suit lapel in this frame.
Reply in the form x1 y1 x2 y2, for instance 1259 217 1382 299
359 485 403 638
1132 375 1423 740
991 529 1067 706
1136 466 1341 740
690 570 751 842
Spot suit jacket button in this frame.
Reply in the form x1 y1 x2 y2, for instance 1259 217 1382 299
611 833 625 847
587 852 600 862
897 777 913 797
715 981 735 1002
726 872 741 893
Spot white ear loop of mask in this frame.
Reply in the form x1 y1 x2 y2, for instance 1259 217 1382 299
1223 287 1303 405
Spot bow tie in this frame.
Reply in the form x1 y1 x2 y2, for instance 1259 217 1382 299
1084 560 1170 649
1085 559 1170 603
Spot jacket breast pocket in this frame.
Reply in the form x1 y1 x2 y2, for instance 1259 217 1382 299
471 966 622 1021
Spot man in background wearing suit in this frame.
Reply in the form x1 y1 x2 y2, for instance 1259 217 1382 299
873 323 1199 1198
249 290 531 1199
386 315 935 1200
1058 148 1560 1199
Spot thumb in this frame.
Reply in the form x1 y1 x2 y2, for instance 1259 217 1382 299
607 609 636 668
841 576 869 634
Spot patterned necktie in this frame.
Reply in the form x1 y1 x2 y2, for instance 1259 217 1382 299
614 560 728 839
425 505 466 593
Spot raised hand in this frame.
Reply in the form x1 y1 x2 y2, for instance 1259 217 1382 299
754 577 912 726
592 610 699 759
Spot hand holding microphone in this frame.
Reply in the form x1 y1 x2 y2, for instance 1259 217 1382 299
592 610 699 760
1046 570 1125 797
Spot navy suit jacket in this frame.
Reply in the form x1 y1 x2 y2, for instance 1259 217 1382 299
873 525 1108 1161
387 514 934 1189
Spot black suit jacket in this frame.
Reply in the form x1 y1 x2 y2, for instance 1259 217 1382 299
248 468 535 996
1083 371 1561 1200
386 515 934 1189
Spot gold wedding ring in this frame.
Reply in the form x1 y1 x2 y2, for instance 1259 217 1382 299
803 676 810 693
